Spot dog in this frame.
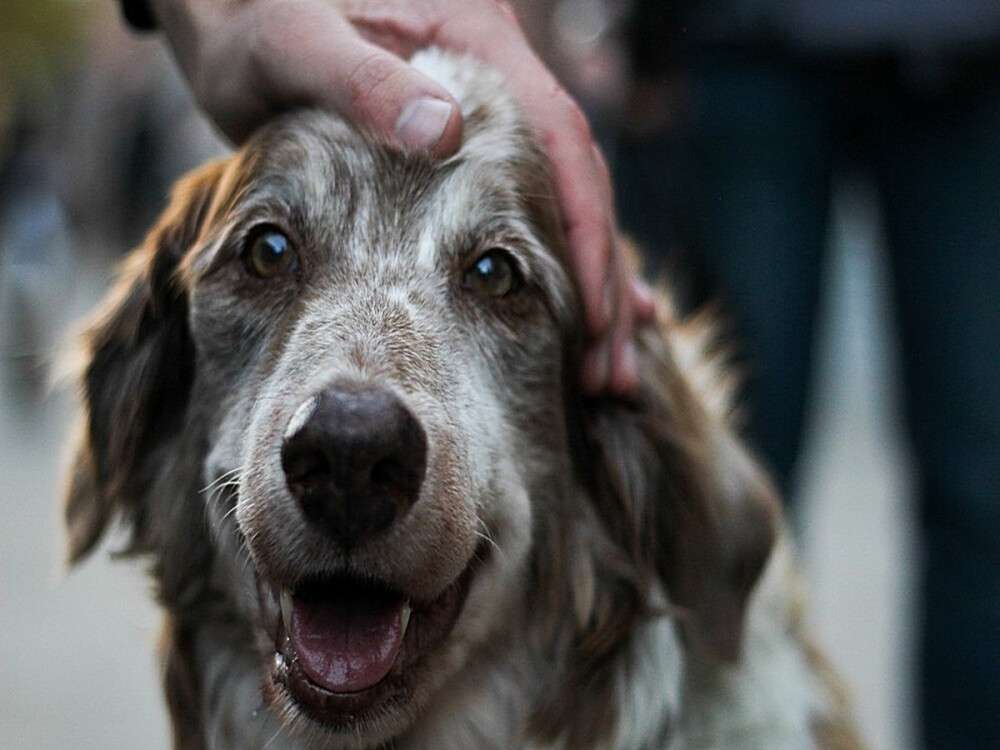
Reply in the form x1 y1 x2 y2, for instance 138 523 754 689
63 50 862 749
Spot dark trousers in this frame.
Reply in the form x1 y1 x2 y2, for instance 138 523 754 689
618 50 1000 748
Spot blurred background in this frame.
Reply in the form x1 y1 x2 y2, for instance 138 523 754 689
10 0 999 747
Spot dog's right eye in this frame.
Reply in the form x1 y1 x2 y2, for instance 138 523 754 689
242 228 297 279
463 248 523 299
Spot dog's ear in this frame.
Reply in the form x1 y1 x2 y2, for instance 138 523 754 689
582 310 779 662
64 160 226 564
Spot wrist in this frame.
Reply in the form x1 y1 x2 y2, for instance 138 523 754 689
148 0 227 81
149 0 228 35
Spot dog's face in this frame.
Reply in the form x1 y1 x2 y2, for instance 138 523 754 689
70 90 580 743
64 56 777 750
190 109 573 739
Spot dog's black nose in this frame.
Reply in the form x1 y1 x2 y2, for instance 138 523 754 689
281 383 427 546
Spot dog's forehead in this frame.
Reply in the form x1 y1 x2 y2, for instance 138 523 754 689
240 116 435 223
236 106 556 242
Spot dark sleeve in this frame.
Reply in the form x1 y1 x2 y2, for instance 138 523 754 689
119 0 157 31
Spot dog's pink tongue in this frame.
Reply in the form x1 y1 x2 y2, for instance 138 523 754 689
290 585 405 694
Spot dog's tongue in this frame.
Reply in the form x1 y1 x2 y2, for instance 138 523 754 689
289 583 406 693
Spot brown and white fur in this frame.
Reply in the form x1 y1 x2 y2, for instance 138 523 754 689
63 50 862 749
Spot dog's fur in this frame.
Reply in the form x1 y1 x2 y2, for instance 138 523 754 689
64 51 862 749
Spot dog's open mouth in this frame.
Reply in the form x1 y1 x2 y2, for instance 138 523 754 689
264 551 481 725
283 579 410 693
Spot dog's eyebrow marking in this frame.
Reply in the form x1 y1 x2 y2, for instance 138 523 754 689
414 226 440 270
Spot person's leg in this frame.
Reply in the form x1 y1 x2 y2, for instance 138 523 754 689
874 60 1000 749
679 50 835 496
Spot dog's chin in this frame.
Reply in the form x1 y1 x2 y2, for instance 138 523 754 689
255 545 483 740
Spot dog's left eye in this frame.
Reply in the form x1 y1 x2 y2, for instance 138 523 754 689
242 227 297 279
463 249 523 298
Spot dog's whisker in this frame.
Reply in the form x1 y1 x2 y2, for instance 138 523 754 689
220 501 241 524
206 465 242 485
199 467 244 496
473 526 504 560
477 516 500 543
203 483 237 517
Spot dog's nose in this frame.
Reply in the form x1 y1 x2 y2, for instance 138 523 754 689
281 383 428 546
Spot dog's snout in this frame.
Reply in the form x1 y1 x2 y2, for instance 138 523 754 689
281 383 428 546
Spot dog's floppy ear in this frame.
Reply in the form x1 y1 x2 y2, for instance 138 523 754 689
582 309 779 662
64 160 225 564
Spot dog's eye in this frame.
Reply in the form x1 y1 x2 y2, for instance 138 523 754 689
463 249 522 298
243 228 296 279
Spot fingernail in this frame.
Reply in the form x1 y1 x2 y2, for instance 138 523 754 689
633 279 657 321
633 279 654 307
395 97 454 151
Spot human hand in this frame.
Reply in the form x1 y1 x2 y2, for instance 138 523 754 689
150 0 654 393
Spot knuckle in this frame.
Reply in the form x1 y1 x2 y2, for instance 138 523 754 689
351 0 440 46
344 53 400 115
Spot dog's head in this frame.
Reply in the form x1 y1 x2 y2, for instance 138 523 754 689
65 52 777 748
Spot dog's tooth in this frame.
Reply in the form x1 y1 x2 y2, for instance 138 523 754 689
274 652 286 673
401 601 412 635
279 590 294 629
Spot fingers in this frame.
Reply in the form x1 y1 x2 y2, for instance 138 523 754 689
250 2 463 154
546 110 615 337
574 143 626 394
577 143 640 395
607 271 640 395
429 14 609 291
434 13 643 394
580 275 640 396
631 278 657 323
164 0 464 153
503 82 614 339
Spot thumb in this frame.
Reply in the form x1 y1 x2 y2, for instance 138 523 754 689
254 8 463 157
346 46 464 156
